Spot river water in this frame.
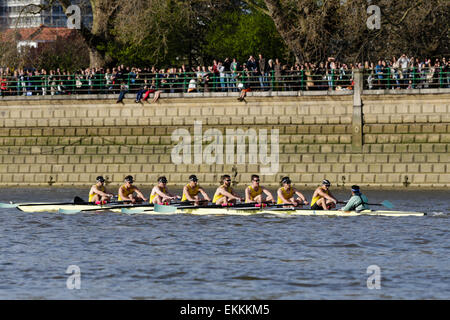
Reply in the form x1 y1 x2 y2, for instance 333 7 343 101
0 187 448 300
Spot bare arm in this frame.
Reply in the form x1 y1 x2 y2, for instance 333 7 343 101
134 187 148 202
198 187 211 202
154 187 174 199
245 187 251 203
262 187 275 202
218 187 240 201
92 186 113 198
294 188 308 204
232 190 243 201
318 189 337 203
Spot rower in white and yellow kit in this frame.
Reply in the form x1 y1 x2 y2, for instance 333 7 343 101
310 179 338 210
150 176 180 204
88 176 114 204
181 175 211 206
118 175 148 204
212 174 243 205
244 174 275 204
277 176 309 207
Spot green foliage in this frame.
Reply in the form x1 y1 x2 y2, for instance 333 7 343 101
104 1 287 68
203 10 288 62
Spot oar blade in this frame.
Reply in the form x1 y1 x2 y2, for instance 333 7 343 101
121 208 148 214
0 203 18 208
154 203 178 213
58 208 82 215
381 200 394 209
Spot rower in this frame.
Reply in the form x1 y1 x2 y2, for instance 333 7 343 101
89 176 114 204
181 175 211 206
118 175 148 204
212 175 243 205
277 176 309 207
340 185 370 212
150 176 180 204
310 179 338 210
245 174 275 204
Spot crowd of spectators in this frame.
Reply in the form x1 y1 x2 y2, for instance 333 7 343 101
1 54 449 100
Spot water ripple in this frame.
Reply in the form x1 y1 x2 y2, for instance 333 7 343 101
0 188 449 299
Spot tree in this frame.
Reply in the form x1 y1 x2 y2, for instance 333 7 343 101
111 0 247 67
245 0 450 63
203 9 288 62
55 0 120 68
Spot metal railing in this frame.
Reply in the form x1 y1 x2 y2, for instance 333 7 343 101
0 68 449 97
364 67 450 90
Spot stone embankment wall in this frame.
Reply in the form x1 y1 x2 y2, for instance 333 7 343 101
0 88 449 188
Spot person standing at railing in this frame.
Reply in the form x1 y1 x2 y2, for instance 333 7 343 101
193 66 202 92
174 68 184 93
105 68 112 92
247 55 258 90
391 57 400 89
212 60 220 92
398 54 410 89
432 59 441 89
274 58 282 91
257 54 267 91
408 58 418 89
0 73 6 97
218 61 226 92
266 59 274 90
203 66 212 92
230 58 239 92
223 58 231 92
326 57 336 90
443 57 450 88
317 62 327 91
381 60 389 89
291 64 302 91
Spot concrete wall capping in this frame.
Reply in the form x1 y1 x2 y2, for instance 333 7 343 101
2 87 449 102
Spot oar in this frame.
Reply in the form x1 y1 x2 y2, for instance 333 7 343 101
151 202 292 214
0 196 87 209
338 200 394 209
58 202 155 214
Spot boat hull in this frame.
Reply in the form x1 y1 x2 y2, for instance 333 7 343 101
15 204 426 216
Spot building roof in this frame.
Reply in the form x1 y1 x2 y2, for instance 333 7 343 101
1 25 76 43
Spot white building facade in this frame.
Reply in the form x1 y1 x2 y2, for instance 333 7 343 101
0 0 92 29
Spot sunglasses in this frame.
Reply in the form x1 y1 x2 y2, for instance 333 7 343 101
253 179 260 182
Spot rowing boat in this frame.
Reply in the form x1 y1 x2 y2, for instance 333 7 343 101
11 203 426 216
14 203 153 214
168 207 426 217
